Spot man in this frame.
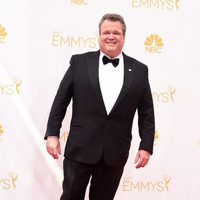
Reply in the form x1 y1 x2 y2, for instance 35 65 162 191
45 13 155 200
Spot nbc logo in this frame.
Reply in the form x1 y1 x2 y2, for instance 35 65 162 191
71 0 88 5
175 0 180 10
0 24 7 44
145 34 163 53
0 124 4 140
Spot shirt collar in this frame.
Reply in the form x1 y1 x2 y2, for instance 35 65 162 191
100 51 123 61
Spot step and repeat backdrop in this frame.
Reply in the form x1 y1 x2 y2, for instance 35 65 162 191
1 0 200 199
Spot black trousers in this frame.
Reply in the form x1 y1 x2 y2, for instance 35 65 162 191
60 157 124 200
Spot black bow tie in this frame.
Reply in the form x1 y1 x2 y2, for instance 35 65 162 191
102 55 119 67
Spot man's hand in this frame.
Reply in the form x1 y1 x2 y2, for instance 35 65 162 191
134 150 150 169
46 136 61 159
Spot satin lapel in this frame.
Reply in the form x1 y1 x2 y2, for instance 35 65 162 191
87 50 107 114
110 53 134 114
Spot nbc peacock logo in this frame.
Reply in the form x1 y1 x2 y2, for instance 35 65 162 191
0 24 7 44
175 0 180 10
145 34 164 53
0 124 4 140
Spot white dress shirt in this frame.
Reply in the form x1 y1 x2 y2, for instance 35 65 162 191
99 52 124 114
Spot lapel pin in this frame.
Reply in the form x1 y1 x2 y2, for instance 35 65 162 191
128 69 132 71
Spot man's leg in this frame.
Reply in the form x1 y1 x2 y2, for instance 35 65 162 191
60 158 93 200
89 159 124 200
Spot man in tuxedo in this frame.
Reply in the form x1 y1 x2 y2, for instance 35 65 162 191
45 13 155 200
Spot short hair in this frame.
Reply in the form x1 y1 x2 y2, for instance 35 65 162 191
98 13 126 36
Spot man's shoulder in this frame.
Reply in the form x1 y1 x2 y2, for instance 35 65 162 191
123 52 148 69
72 50 100 59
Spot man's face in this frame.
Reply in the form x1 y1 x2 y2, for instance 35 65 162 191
99 20 125 58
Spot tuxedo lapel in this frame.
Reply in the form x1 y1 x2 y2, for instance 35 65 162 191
109 53 135 114
87 51 134 115
87 50 107 114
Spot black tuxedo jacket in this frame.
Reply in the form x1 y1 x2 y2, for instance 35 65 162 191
45 50 155 167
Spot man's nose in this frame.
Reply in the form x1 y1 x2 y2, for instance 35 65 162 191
107 33 115 39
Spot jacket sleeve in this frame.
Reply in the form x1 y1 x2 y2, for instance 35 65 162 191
137 67 155 154
44 56 74 139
